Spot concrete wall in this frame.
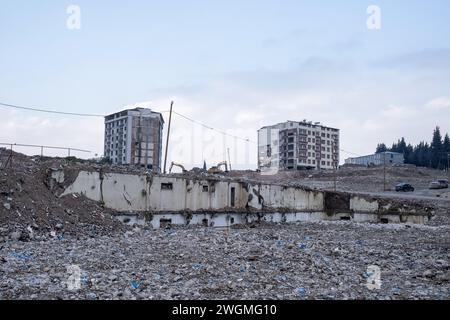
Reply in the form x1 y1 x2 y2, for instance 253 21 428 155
59 170 430 226
62 171 325 213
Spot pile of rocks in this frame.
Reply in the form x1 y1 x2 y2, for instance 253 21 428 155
0 221 448 300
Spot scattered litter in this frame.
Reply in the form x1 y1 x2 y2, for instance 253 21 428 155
131 281 140 290
296 287 307 297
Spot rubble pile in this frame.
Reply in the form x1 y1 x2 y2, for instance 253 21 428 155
0 221 448 300
227 166 449 192
0 149 127 241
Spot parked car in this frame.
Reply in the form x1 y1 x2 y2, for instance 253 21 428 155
395 183 415 192
429 179 449 189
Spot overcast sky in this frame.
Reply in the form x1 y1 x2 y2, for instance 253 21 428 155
1 0 450 169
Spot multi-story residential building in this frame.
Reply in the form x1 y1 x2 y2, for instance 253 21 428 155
258 120 340 171
104 108 164 171
344 151 404 166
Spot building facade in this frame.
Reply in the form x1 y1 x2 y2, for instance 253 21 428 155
104 108 164 171
344 151 404 166
258 120 340 171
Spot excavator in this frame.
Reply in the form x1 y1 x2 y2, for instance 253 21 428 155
208 161 229 174
169 161 187 174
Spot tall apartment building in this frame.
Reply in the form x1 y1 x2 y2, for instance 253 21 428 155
104 108 164 171
258 120 340 171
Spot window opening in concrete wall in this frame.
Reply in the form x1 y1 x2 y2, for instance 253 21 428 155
161 183 173 190
230 187 235 207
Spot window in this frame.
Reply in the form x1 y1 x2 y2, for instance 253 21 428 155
161 183 173 190
230 187 235 207
202 185 209 192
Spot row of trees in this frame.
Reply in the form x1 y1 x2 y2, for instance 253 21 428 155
376 127 450 169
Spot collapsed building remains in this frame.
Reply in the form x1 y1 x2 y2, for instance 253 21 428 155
50 169 434 228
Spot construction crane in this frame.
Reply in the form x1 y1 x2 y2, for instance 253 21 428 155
208 161 229 174
169 162 187 174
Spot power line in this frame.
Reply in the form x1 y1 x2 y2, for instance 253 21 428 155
339 148 361 157
172 110 256 144
0 102 106 117
0 142 91 153
1 101 363 156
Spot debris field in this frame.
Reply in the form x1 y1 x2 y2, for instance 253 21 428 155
0 149 449 300
0 222 449 300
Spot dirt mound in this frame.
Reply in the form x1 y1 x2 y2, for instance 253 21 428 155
0 149 127 242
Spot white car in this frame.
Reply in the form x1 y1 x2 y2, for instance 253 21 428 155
429 179 449 189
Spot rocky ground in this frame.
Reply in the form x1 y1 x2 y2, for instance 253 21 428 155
228 165 450 195
1 150 449 300
0 221 449 300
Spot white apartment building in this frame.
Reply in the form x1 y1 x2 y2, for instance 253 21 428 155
258 120 340 171
104 108 164 171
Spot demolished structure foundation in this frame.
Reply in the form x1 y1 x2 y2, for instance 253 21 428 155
46 169 435 229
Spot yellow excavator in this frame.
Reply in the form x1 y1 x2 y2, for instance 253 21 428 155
208 161 229 174
169 161 187 174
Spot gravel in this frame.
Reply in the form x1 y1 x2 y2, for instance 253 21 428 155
0 221 449 300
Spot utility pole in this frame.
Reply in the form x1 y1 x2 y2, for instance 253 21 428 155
163 101 174 174
227 148 232 171
334 164 337 191
383 152 387 191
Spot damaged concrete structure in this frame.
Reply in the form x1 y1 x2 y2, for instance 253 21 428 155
50 169 434 229
104 108 164 171
258 120 340 171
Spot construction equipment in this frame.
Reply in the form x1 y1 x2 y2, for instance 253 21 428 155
208 161 229 174
169 161 187 174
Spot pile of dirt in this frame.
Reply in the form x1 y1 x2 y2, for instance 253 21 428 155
0 149 127 242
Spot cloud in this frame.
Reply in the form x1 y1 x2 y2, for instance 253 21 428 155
374 48 450 70
148 53 450 166
426 97 450 110
0 109 103 158
2 50 450 168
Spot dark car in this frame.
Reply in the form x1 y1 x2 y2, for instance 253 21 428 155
395 183 415 192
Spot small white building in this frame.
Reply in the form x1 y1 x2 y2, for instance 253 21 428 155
345 151 404 166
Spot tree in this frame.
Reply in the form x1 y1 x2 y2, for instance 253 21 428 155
376 143 387 153
443 134 450 169
374 127 449 169
430 126 443 169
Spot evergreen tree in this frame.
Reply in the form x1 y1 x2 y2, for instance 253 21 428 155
376 143 387 153
443 134 450 169
374 127 449 169
430 127 443 169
